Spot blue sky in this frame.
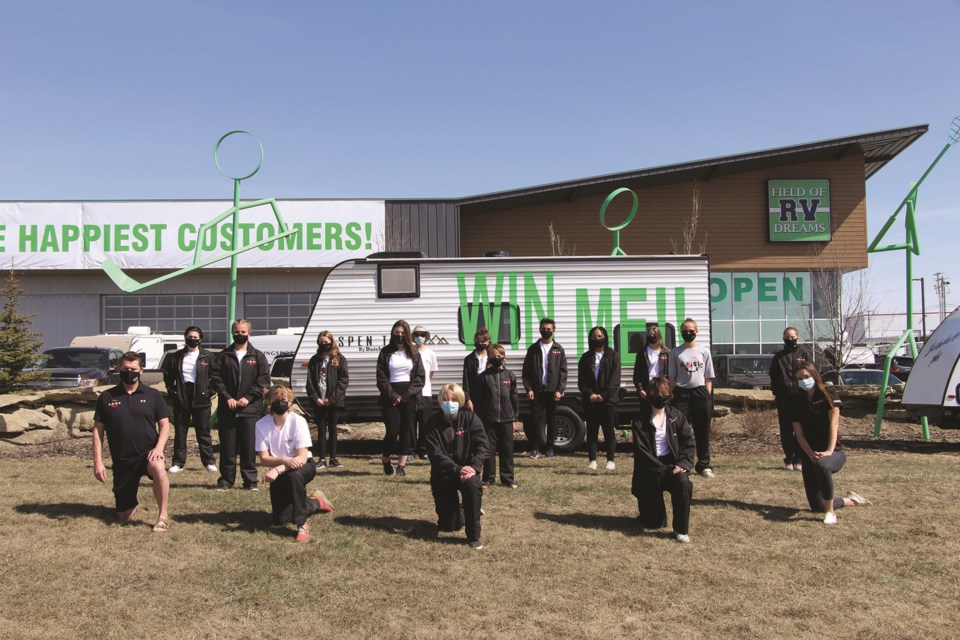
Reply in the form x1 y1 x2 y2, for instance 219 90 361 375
1 1 957 313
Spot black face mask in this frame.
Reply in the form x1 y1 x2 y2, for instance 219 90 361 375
119 370 140 385
681 330 697 343
489 358 504 368
475 342 488 352
540 329 553 340
233 334 249 345
646 334 658 345
784 338 798 349
270 400 289 415
185 337 201 348
589 337 606 349
392 334 405 345
318 342 333 352
650 395 669 409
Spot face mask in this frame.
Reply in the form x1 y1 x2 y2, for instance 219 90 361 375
646 334 658 345
318 342 333 352
392 334 404 345
119 370 140 385
475 342 488 352
589 337 605 349
650 395 669 409
489 358 504 368
798 377 816 391
270 399 289 415
681 330 697 343
185 337 201 348
233 334 248 345
784 338 798 349
414 336 426 346
540 329 553 340
441 401 459 418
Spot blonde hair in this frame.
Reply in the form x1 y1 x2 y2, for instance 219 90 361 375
681 318 698 331
232 318 252 332
317 330 342 368
438 383 465 405
267 384 294 403
488 344 506 359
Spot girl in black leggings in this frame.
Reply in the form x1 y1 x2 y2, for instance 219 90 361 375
375 320 425 477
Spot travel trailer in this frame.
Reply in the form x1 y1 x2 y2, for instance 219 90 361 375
290 252 711 451
70 326 181 369
902 308 960 428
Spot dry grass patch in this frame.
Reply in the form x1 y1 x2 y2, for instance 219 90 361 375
2 448 960 639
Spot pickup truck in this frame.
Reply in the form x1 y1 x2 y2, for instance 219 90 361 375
29 347 125 388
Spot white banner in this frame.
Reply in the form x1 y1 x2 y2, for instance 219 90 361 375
0 200 386 270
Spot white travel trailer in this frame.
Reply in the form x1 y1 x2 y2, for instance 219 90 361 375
902 308 960 427
291 252 712 451
70 326 182 369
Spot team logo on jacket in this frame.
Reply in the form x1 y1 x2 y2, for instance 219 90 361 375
108 400 122 408
502 379 511 386
456 429 464 437
245 357 257 366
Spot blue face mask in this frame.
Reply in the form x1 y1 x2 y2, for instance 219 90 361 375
798 377 816 391
441 401 460 418
414 336 426 346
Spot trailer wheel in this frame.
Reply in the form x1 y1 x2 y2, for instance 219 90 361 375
522 405 586 453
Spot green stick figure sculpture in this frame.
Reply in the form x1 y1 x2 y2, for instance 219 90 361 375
600 187 638 256
869 116 960 440
101 131 299 336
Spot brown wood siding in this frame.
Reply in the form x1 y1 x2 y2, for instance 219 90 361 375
460 155 868 271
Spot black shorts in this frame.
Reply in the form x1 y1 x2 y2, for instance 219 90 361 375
112 455 153 513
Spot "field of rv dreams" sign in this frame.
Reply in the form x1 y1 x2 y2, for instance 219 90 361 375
768 179 831 242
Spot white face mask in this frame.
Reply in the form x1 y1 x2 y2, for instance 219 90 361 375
798 377 816 391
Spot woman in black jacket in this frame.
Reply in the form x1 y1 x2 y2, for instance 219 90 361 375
375 320 425 477
475 344 519 489
790 362 871 525
578 326 621 471
306 330 349 469
423 383 490 549
632 324 670 412
631 376 695 543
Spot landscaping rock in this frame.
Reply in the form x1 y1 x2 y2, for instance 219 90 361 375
42 404 57 417
0 412 29 434
0 393 44 409
713 388 775 407
12 408 61 430
58 406 98 432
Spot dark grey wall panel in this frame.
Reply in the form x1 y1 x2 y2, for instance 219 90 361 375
385 201 460 257
21 294 101 351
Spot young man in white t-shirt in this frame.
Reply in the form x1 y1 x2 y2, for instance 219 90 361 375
667 318 716 478
413 325 439 459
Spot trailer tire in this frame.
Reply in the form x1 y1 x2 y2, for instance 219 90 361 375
522 404 585 453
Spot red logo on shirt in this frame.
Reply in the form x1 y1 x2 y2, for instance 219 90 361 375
456 430 464 437
108 400 122 408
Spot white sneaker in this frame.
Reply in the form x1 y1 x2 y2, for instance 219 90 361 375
587 460 598 470
167 465 183 474
605 461 616 471
699 468 716 478
675 533 690 543
206 464 218 473
823 512 838 525
845 490 872 506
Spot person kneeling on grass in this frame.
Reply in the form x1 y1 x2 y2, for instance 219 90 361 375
790 363 871 525
631 376 695 543
423 383 490 550
256 385 331 542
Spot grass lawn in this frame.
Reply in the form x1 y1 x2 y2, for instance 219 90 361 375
3 441 960 640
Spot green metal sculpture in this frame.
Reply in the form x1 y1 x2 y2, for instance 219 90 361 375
600 187 638 256
869 116 960 439
101 131 299 336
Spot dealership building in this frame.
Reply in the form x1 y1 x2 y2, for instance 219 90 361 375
4 124 926 353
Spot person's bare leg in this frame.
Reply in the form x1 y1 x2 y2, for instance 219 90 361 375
148 459 169 524
116 506 137 521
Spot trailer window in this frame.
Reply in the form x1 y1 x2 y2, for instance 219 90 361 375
457 303 520 345
377 264 420 298
615 322 676 353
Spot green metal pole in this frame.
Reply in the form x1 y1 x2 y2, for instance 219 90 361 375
228 178 241 337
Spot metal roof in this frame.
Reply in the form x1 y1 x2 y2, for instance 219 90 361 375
459 124 928 212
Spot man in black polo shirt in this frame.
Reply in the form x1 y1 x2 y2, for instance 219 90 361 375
93 351 171 532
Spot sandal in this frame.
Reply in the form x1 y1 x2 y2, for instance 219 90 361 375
151 519 169 533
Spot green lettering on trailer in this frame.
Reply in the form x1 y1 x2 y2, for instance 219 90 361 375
456 271 514 350
575 288 613 353
656 286 667 333
524 271 555 341
508 271 519 349
618 288 647 367
674 286 687 329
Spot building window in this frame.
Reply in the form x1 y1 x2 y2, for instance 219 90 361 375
243 292 317 335
102 294 229 346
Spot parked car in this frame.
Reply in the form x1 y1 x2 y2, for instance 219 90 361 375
28 347 125 388
820 368 903 387
881 355 913 382
714 354 773 390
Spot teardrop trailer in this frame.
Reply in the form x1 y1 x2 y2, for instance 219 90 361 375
902 308 960 428
290 252 712 452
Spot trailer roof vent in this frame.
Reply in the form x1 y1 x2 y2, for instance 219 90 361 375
367 251 427 260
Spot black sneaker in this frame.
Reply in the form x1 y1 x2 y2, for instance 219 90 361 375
329 458 342 468
382 460 394 476
468 540 483 550
545 449 555 458
504 481 519 489
243 484 259 492
317 460 326 469
396 465 406 477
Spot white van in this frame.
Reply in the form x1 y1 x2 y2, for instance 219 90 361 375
902 308 960 427
290 252 711 451
249 328 303 366
70 326 181 369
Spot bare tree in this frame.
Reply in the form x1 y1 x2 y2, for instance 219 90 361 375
548 222 575 256
671 179 707 254
807 243 873 370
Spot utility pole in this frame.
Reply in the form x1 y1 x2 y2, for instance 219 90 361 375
913 277 927 341
934 272 951 322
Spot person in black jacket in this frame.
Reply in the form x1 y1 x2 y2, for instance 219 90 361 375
375 320 425 477
306 330 349 469
163 326 217 474
462 327 491 412
210 319 271 491
521 318 568 458
631 376 696 543
633 324 670 415
769 326 811 471
423 383 490 549
578 326 622 471
475 344 519 489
